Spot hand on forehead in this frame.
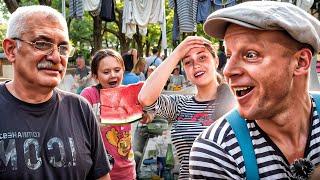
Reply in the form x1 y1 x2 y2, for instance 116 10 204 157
185 36 212 47
184 44 215 60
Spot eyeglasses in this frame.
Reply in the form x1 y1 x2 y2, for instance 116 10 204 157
12 38 75 58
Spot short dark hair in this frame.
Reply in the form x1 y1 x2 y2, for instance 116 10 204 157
122 53 134 72
152 47 159 54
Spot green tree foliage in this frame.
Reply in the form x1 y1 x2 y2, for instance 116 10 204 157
0 1 9 52
0 24 6 52
69 12 93 61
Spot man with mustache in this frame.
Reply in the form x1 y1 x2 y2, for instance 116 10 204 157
189 1 320 179
1 5 111 180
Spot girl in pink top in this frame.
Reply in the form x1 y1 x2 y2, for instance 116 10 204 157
81 49 136 179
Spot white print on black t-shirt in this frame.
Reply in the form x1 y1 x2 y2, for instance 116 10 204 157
0 131 40 139
0 131 76 171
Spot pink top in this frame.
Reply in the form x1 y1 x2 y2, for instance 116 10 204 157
81 86 136 179
317 60 320 73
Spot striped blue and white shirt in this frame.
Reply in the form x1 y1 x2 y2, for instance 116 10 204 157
190 96 320 179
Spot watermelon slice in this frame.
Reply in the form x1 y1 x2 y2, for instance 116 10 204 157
100 82 144 124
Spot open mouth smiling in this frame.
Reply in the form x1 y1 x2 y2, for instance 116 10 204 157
194 71 205 78
234 86 254 97
108 81 118 86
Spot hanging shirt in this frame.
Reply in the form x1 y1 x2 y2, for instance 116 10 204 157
69 0 84 19
83 0 100 11
213 0 236 10
170 0 198 33
197 0 214 23
122 0 165 38
160 0 168 50
171 2 180 43
100 0 115 22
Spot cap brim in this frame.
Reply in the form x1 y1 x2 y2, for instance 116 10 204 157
204 17 263 39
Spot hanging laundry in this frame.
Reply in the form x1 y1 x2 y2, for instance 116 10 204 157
197 0 213 24
213 0 236 10
100 0 115 22
83 0 101 11
122 0 165 38
296 0 314 12
89 1 102 17
171 0 180 44
160 0 167 51
69 0 84 19
122 0 136 38
169 0 197 45
174 0 198 33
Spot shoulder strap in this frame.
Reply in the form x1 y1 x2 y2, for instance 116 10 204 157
150 57 158 66
310 91 320 114
225 92 320 180
225 109 259 180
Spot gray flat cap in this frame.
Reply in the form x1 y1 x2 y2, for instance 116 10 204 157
204 1 320 53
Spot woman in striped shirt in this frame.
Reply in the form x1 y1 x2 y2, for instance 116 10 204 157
138 36 235 179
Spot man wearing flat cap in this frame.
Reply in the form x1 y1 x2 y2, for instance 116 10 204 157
189 1 320 179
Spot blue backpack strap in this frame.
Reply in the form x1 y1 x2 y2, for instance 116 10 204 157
310 91 320 114
225 109 259 180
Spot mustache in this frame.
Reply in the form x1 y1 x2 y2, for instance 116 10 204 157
37 60 65 72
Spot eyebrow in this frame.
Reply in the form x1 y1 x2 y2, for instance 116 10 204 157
33 35 69 45
102 67 121 71
32 35 52 42
183 50 207 60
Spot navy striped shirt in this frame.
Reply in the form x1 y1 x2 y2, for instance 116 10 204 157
190 96 320 179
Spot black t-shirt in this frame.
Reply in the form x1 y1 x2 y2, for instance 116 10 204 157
0 83 110 179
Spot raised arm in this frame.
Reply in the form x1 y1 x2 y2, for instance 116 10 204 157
138 36 212 106
130 48 138 66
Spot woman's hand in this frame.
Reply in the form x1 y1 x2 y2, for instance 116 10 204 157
130 49 138 65
171 36 213 60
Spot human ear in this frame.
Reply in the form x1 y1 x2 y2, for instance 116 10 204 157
214 54 219 69
293 48 312 76
216 58 219 69
2 38 17 63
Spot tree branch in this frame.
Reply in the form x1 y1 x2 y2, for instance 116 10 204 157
105 28 119 37
3 0 19 13
37 0 52 5
102 22 108 36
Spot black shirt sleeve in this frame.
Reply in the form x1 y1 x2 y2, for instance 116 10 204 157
82 98 111 179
